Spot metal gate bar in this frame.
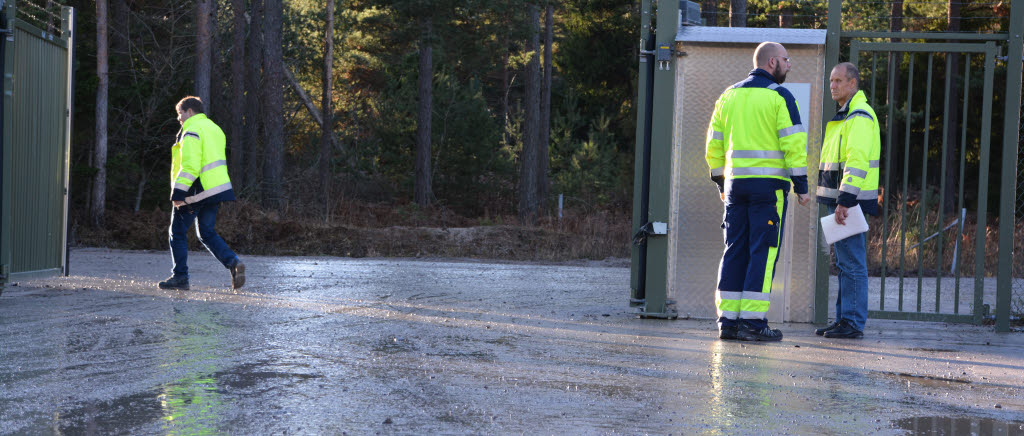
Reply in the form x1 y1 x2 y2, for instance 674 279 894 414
936 52 951 314
917 53 933 314
898 52 912 314
955 56 971 316
996 4 1024 333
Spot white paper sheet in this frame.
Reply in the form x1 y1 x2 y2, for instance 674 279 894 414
820 204 869 244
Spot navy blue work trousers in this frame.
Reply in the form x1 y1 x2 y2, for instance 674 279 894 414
716 178 790 329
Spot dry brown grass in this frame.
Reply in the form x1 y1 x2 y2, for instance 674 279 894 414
74 200 632 262
864 197 1022 279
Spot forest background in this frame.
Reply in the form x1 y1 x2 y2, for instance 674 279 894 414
51 0 1018 263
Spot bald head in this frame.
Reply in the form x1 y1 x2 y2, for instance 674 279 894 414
753 41 791 84
753 42 785 69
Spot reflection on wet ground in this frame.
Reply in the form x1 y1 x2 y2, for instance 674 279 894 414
893 416 1024 435
0 248 1022 434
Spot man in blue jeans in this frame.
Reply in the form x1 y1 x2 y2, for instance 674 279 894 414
815 63 881 339
158 96 245 291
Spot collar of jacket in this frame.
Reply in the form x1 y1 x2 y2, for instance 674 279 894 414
182 113 208 131
832 90 867 121
748 68 779 84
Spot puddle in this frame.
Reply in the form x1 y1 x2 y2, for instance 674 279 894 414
905 348 959 353
892 416 1024 435
877 371 972 388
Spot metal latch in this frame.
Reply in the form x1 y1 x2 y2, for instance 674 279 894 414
632 221 668 246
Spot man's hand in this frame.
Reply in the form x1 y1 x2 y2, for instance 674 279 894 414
796 193 811 206
834 205 849 225
720 192 725 203
173 200 185 208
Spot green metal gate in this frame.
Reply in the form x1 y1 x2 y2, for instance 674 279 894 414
0 1 75 292
816 0 1023 331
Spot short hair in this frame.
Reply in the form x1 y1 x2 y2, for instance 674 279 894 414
753 42 783 69
835 62 860 87
176 96 204 114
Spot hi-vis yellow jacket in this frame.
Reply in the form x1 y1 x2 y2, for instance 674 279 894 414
170 113 235 204
816 90 880 215
705 69 809 195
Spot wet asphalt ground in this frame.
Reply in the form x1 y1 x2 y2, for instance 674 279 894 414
1 248 1023 435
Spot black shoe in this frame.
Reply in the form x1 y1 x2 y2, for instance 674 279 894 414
736 320 783 342
823 320 864 339
815 321 840 336
230 261 246 289
719 325 738 340
158 275 190 290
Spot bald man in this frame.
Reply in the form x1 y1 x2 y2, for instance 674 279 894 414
705 42 811 342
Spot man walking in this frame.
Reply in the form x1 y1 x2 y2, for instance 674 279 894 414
705 42 811 342
814 62 881 339
158 96 246 291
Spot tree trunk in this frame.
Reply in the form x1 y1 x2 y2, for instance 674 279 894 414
730 0 746 27
321 0 336 211
703 0 717 26
538 3 552 211
500 25 510 145
943 0 961 215
244 0 265 192
262 0 284 208
414 17 434 207
209 0 224 122
195 0 212 104
229 0 246 189
779 5 793 28
886 0 904 200
109 0 129 57
518 4 540 224
92 0 109 227
285 66 323 125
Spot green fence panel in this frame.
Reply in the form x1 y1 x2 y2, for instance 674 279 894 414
1 2 73 288
11 19 68 276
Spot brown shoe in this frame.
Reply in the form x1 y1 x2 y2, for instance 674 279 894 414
230 261 246 289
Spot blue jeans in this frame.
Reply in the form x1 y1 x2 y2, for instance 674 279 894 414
828 204 869 331
169 202 238 278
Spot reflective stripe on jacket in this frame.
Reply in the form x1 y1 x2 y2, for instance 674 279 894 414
816 90 880 215
170 113 236 204
705 69 809 195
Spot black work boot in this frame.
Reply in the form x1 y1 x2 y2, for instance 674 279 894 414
823 320 863 339
719 325 738 340
737 320 783 342
815 321 841 336
230 261 246 289
158 275 190 290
